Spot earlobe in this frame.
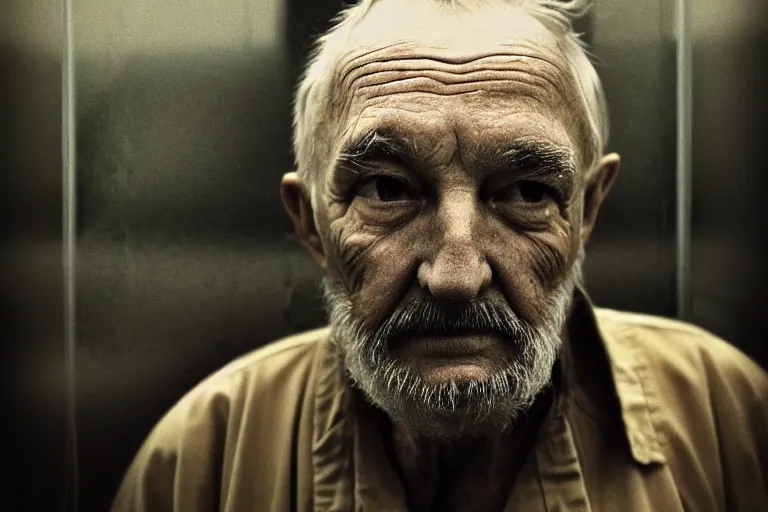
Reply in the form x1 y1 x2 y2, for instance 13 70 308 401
280 173 327 268
581 153 620 245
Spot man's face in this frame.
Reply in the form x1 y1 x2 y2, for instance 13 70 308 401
284 2 616 437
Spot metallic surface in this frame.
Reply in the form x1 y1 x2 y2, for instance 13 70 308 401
72 1 307 510
1 1 67 511
63 0 81 510
689 0 768 366
676 0 692 319
583 0 677 316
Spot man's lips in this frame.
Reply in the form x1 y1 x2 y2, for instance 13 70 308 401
391 332 507 359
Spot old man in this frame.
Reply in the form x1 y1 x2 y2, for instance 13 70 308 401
112 0 768 510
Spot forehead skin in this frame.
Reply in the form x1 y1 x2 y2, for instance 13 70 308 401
321 0 592 178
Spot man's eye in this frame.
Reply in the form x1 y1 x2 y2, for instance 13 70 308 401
519 181 548 203
357 176 413 202
497 181 553 204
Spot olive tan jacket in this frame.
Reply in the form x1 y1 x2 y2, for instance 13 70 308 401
111 293 768 511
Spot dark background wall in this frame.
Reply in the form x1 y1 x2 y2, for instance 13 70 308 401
689 3 767 364
1 1 68 511
2 0 766 510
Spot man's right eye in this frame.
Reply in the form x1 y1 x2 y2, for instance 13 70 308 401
357 176 413 202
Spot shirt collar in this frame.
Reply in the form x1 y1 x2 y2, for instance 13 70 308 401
566 286 667 465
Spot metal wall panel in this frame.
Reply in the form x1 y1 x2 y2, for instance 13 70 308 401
583 0 678 317
689 0 768 368
1 2 67 511
72 1 327 509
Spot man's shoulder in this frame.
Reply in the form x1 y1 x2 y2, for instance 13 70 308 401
594 307 762 375
593 307 767 412
177 326 332 406
205 326 331 383
595 306 720 343
112 327 334 510
141 327 332 451
590 309 768 506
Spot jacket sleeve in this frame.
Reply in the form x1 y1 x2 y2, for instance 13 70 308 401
703 340 768 511
110 387 228 512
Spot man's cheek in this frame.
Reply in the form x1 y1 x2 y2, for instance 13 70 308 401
490 231 571 326
325 217 373 294
353 243 418 328
327 224 415 326
525 231 571 289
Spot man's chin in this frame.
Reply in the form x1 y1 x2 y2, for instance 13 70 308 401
383 391 524 440
353 363 529 439
417 362 495 386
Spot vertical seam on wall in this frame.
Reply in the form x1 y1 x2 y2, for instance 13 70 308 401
62 0 79 509
676 0 693 320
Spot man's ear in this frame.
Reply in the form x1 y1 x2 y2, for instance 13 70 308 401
581 153 620 246
280 172 327 268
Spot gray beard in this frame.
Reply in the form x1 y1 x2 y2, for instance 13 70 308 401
323 258 583 439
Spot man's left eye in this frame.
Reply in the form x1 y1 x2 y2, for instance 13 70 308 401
357 176 413 202
497 181 554 204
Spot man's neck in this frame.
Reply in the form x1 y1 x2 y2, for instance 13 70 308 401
382 388 554 512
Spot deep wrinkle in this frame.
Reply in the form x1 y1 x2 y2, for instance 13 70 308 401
334 42 571 90
325 41 589 161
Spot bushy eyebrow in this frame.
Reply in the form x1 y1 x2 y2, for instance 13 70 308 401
489 140 577 179
336 129 576 182
336 129 420 172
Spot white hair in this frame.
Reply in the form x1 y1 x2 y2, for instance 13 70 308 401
292 0 609 207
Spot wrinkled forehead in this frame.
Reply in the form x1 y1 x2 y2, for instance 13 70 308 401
321 0 591 169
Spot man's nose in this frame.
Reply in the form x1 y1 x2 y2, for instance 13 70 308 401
417 191 492 301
